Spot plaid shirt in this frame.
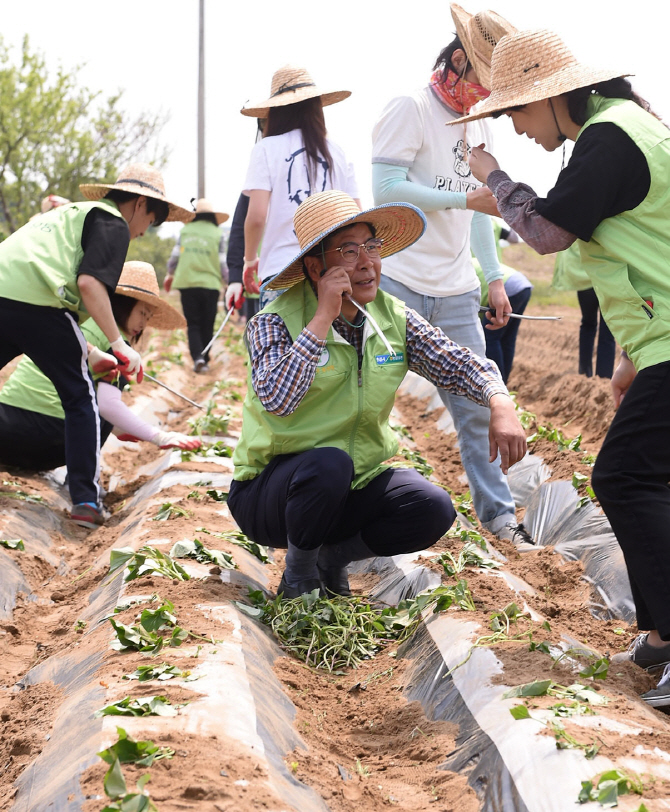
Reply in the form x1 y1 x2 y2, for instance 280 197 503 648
247 306 508 416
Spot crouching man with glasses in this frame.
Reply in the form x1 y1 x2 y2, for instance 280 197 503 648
228 191 527 598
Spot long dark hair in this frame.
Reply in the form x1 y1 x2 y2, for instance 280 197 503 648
194 212 218 226
109 292 144 345
264 96 333 185
433 36 469 83
565 78 663 126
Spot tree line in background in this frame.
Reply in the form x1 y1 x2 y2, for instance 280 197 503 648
0 35 176 276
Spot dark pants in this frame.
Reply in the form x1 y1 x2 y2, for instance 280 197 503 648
228 447 456 556
0 298 100 505
483 287 532 383
592 361 670 639
0 404 114 472
179 287 220 363
577 288 615 378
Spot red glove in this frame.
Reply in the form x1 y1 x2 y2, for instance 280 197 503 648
116 433 141 443
243 260 260 295
110 338 143 383
164 274 173 293
88 347 120 383
225 283 245 310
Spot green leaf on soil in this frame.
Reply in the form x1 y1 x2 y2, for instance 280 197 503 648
205 489 228 502
169 538 236 569
95 696 179 718
579 656 610 680
103 757 127 797
98 726 174 766
123 663 191 682
510 704 531 720
152 502 191 521
503 679 553 698
0 538 25 550
196 527 270 562
120 546 191 582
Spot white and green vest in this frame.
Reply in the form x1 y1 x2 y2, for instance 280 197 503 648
233 281 409 489
173 220 222 291
0 200 125 320
576 95 670 370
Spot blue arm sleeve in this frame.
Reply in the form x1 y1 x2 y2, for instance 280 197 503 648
470 212 502 284
372 162 467 212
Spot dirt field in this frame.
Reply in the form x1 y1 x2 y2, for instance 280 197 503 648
2 254 670 811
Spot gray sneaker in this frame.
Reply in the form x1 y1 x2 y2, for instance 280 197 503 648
611 633 670 671
641 663 670 709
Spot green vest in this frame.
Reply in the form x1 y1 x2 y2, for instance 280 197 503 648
576 95 670 370
552 242 592 292
173 220 223 290
0 200 125 320
0 320 111 419
233 281 409 489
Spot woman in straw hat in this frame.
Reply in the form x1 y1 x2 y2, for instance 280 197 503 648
458 29 670 699
164 198 229 373
0 261 200 525
370 4 532 547
237 65 360 305
0 162 192 528
228 190 527 598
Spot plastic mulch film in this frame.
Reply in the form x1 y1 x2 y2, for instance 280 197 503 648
523 481 635 623
349 552 442 605
506 454 551 508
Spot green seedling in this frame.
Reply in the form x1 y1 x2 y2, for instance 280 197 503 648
152 502 191 521
390 423 414 441
107 546 190 582
0 485 43 503
572 471 589 489
393 447 433 478
578 769 650 807
181 440 234 462
550 722 602 759
170 538 236 570
439 542 502 577
74 619 87 634
196 527 270 563
0 538 24 550
527 424 582 452
504 680 607 705
98 726 174 766
446 525 488 550
186 490 203 500
552 648 610 680
581 453 597 466
205 489 228 502
123 663 192 682
188 401 231 436
95 695 179 718
101 759 157 812
161 350 184 365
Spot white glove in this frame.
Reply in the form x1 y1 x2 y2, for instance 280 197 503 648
225 282 245 310
88 346 119 381
110 337 143 382
151 430 202 450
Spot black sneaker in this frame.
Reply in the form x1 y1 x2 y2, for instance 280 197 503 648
498 522 536 550
277 574 323 600
641 664 670 709
611 633 670 671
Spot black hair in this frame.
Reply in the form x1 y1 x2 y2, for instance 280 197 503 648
104 189 169 227
564 78 662 126
109 292 145 345
194 212 219 226
433 35 469 84
264 97 333 187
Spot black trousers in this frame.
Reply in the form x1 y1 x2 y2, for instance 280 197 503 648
0 298 100 505
179 287 220 363
0 404 114 472
577 288 615 378
592 361 670 639
228 447 456 556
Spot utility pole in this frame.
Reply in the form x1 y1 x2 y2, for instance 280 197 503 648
197 0 205 199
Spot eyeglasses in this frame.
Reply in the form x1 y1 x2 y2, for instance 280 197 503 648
322 238 383 265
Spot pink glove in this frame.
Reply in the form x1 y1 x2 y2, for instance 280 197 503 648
243 260 260 295
151 431 202 450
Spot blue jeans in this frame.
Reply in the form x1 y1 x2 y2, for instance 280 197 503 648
483 287 532 384
379 276 516 530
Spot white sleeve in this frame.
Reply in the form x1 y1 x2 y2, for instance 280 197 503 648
98 382 158 442
343 160 359 200
242 141 272 194
372 94 424 168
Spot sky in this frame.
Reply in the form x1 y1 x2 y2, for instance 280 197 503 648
3 0 668 234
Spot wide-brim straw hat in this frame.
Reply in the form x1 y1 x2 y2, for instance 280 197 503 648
79 163 194 223
194 197 229 225
240 65 350 118
267 191 427 291
115 261 186 331
449 29 629 125
450 4 517 90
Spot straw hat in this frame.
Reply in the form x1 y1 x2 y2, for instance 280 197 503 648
115 261 185 330
194 198 229 225
79 163 194 223
450 4 517 90
240 65 350 118
449 29 629 124
266 191 427 291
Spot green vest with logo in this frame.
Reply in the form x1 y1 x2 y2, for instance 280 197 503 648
0 200 125 320
576 95 670 370
233 281 409 489
173 220 223 290
0 320 112 420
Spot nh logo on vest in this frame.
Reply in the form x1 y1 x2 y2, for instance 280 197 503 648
375 352 404 365
317 348 330 367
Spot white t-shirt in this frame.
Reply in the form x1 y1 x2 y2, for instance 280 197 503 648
243 129 359 282
372 87 491 298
